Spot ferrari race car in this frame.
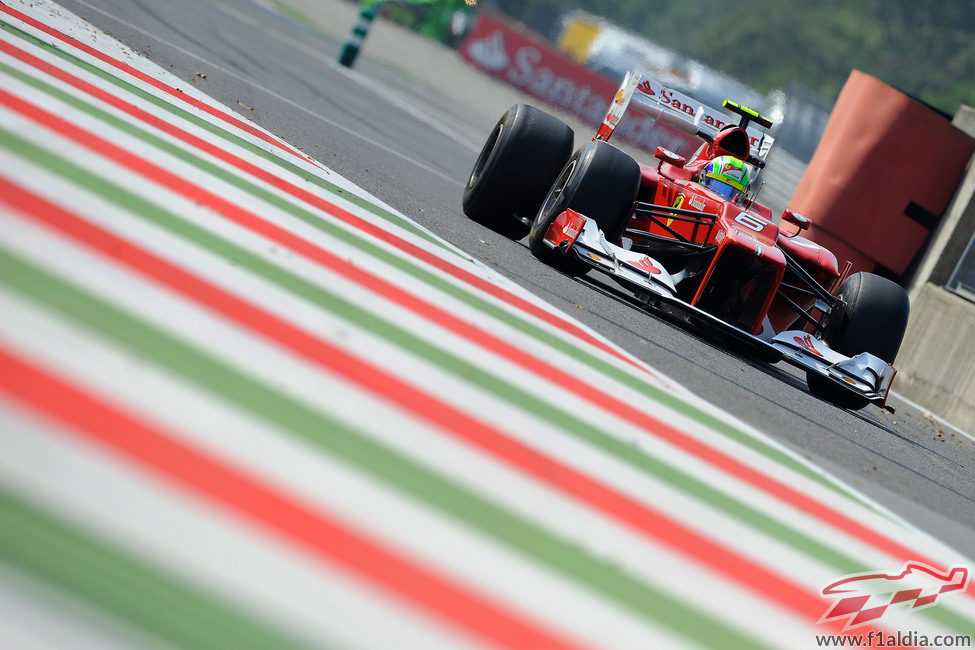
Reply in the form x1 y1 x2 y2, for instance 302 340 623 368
462 69 910 411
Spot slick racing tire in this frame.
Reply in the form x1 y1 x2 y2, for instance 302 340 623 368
528 140 641 275
822 272 910 363
463 104 574 240
806 272 910 410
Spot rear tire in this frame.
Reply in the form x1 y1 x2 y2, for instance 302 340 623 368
806 272 910 410
463 105 574 240
528 140 641 274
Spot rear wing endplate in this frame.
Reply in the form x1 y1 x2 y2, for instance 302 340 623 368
596 69 775 163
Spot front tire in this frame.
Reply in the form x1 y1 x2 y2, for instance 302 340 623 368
821 272 910 363
463 104 574 240
528 140 641 274
806 272 910 410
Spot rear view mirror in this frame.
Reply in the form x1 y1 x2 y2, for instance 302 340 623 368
782 208 811 234
654 147 686 168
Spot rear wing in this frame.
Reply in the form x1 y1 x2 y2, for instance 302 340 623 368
597 69 775 164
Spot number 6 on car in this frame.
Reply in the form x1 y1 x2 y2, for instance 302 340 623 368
735 213 766 233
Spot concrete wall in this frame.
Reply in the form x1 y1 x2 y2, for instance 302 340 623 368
909 105 975 295
895 106 975 432
895 284 975 430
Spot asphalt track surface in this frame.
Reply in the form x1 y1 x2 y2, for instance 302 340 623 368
57 0 975 557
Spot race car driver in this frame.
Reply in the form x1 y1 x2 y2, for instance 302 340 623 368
697 155 751 201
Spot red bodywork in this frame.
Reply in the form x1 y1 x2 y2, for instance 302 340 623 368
625 153 839 335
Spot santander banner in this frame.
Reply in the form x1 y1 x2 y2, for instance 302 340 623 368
459 11 697 155
460 11 616 126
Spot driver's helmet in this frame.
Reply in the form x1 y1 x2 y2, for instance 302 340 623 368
699 155 750 201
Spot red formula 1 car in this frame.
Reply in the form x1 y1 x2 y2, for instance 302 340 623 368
463 69 910 411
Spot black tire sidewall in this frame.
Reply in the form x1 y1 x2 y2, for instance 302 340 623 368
825 272 910 363
463 105 573 239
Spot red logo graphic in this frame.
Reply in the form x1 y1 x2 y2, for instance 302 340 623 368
631 256 660 275
794 334 823 357
820 562 969 630
637 80 655 96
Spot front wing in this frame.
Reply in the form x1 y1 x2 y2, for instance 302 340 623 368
541 211 897 411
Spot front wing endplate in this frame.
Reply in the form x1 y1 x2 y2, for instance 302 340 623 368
546 213 897 408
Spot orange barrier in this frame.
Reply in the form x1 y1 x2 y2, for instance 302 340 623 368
789 70 975 282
